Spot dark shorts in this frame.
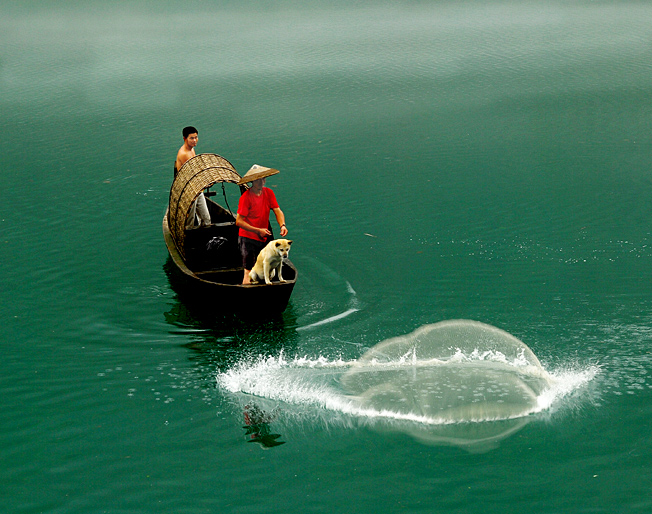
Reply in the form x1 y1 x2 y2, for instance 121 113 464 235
238 236 266 270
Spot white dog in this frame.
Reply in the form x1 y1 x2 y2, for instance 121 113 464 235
249 239 293 285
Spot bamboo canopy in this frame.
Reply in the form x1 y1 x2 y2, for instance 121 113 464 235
168 153 241 257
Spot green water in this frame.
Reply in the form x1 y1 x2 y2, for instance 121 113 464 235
2 1 652 512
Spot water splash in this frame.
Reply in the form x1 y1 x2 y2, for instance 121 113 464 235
217 320 599 449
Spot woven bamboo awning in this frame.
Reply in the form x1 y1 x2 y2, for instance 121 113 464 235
168 153 241 257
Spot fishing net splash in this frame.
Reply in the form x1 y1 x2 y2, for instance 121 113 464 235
218 320 597 449
341 319 552 424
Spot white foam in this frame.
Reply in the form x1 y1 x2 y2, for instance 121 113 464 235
217 352 599 425
297 308 359 331
536 365 601 412
297 281 360 331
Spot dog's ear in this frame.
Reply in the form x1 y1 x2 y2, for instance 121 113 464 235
275 242 281 247
288 240 293 245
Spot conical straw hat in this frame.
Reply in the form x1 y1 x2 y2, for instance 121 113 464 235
237 164 280 185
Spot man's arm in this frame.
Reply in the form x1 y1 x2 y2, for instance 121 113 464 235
272 207 287 237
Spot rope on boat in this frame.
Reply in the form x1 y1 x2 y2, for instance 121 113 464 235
222 183 234 217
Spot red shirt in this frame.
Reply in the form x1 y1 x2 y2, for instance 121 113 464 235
237 187 279 241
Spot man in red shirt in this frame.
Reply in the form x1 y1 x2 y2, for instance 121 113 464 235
236 165 288 284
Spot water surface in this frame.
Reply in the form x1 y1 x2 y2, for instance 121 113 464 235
2 1 652 513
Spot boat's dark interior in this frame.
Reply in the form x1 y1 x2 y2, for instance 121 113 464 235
184 199 241 274
183 196 296 285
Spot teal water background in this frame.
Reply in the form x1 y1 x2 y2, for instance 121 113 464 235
2 1 652 512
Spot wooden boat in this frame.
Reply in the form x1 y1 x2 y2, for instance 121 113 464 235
163 153 297 314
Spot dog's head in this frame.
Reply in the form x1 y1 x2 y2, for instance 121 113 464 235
274 239 293 260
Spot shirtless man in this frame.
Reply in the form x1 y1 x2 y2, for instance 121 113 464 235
175 126 199 176
175 126 211 226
